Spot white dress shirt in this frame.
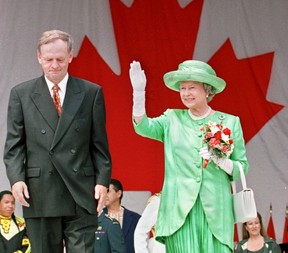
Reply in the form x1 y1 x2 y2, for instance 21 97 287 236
45 74 68 106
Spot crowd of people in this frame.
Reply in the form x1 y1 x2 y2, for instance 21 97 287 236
1 28 284 253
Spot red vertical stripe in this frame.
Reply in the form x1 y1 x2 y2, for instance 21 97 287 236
283 216 288 243
234 223 239 243
267 215 276 240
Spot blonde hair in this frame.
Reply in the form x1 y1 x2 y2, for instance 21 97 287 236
37 30 73 53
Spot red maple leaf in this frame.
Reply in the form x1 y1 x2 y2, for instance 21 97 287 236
69 1 283 192
109 0 204 115
69 0 204 192
209 39 283 143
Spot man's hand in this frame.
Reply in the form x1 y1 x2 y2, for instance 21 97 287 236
94 184 108 213
12 181 30 207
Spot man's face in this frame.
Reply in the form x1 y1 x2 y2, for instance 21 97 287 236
105 184 121 207
37 39 73 84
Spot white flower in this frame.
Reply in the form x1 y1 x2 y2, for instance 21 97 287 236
221 132 230 142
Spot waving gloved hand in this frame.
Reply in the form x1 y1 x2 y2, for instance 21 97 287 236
129 61 146 116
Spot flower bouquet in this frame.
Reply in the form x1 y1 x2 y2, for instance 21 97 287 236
200 121 234 168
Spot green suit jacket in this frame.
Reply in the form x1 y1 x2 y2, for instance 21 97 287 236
134 109 249 250
4 75 111 218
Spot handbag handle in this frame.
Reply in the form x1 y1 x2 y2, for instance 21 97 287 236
231 162 247 194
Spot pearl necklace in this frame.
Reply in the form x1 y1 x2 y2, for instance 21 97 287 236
188 106 212 120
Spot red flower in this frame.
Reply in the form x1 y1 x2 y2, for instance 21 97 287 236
223 128 231 136
214 131 222 140
221 145 228 153
205 132 213 139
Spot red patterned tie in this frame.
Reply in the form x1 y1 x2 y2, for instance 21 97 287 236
52 84 62 116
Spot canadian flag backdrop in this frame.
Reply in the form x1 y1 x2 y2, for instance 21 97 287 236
0 0 287 242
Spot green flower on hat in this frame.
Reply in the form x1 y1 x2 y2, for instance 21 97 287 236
163 60 226 93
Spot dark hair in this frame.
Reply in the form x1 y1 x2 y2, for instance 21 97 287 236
0 190 16 220
242 212 268 239
110 179 123 202
0 190 13 201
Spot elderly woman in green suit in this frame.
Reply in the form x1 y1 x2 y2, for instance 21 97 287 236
129 60 249 253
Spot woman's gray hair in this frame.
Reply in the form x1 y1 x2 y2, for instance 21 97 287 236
203 83 216 102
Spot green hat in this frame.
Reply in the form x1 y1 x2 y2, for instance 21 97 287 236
163 60 226 93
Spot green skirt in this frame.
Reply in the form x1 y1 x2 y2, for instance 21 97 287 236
165 197 232 253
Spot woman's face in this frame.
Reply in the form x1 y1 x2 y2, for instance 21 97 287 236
245 217 261 237
179 81 208 109
0 194 15 217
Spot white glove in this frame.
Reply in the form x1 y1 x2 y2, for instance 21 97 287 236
200 147 233 175
199 146 211 160
211 156 233 175
129 61 147 116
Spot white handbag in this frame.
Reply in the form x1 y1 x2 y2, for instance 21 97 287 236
231 162 257 223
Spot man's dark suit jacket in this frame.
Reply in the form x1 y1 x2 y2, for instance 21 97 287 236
4 75 112 218
104 207 141 253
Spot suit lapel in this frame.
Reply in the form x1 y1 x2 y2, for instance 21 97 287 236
30 77 59 131
50 76 85 149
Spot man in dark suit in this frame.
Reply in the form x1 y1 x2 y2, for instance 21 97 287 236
3 29 112 253
94 211 127 253
104 179 141 253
